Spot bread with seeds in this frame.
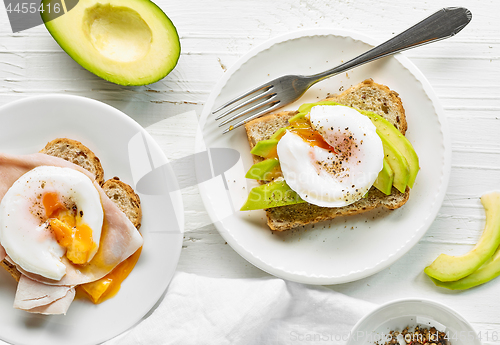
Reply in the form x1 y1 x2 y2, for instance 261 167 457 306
244 79 411 231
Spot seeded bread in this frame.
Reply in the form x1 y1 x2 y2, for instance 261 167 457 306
1 139 142 281
244 79 410 231
102 177 142 230
40 138 105 186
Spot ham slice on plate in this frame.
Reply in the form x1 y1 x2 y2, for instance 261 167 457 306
14 275 75 315
26 288 75 315
0 152 143 313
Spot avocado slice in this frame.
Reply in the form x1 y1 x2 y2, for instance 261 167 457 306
362 111 419 188
378 132 410 193
288 112 307 124
41 0 180 86
425 192 500 282
240 180 305 211
250 138 279 158
429 245 500 290
271 127 287 140
245 159 281 181
373 158 394 195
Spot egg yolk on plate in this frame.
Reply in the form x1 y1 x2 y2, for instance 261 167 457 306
78 247 142 304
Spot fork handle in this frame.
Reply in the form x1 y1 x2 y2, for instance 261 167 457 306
310 7 472 83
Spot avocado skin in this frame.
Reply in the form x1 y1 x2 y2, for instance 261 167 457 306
373 158 394 195
240 180 305 211
425 192 500 282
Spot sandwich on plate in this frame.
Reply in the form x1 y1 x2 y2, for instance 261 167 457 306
0 138 143 314
241 79 419 231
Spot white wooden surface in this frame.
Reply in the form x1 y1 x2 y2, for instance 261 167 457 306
1 0 499 343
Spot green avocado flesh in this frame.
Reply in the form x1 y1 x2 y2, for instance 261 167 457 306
373 158 394 195
425 192 500 282
430 246 500 290
378 132 410 193
42 0 180 85
243 102 418 210
245 159 280 180
250 139 279 158
240 180 305 211
271 127 287 140
361 111 419 188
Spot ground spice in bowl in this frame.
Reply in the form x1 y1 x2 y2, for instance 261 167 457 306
377 325 450 345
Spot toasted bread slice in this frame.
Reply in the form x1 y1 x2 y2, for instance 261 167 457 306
244 79 410 231
1 259 21 282
103 177 142 230
40 138 105 186
2 139 142 281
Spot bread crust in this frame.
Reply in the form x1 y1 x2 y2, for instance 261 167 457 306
40 138 105 186
103 177 142 230
244 79 411 231
0 260 21 282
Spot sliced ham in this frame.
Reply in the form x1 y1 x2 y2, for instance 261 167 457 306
23 288 76 315
0 152 143 287
14 275 73 311
26 288 75 315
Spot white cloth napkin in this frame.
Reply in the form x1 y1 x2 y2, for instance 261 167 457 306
106 272 375 345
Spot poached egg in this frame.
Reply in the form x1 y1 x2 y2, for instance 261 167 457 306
277 105 384 207
0 166 104 280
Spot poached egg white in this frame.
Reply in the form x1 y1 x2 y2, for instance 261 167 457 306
277 105 384 207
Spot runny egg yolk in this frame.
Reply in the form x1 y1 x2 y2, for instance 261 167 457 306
288 116 337 153
43 192 96 265
78 247 142 304
289 127 337 152
43 191 142 304
265 118 337 159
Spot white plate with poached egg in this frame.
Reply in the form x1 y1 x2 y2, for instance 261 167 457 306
0 95 184 345
197 28 451 285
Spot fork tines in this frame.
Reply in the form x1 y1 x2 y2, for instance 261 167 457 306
213 84 281 133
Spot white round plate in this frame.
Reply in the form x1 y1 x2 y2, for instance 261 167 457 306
198 28 451 285
0 95 184 345
347 298 481 345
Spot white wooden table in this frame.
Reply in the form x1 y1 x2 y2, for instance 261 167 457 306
1 0 499 343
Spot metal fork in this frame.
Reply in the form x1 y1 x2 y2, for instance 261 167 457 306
214 7 472 133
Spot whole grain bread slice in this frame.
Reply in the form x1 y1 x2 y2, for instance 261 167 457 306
102 177 142 230
40 138 105 186
244 79 410 231
1 139 142 281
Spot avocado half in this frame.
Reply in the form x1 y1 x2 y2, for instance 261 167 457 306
42 0 180 85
